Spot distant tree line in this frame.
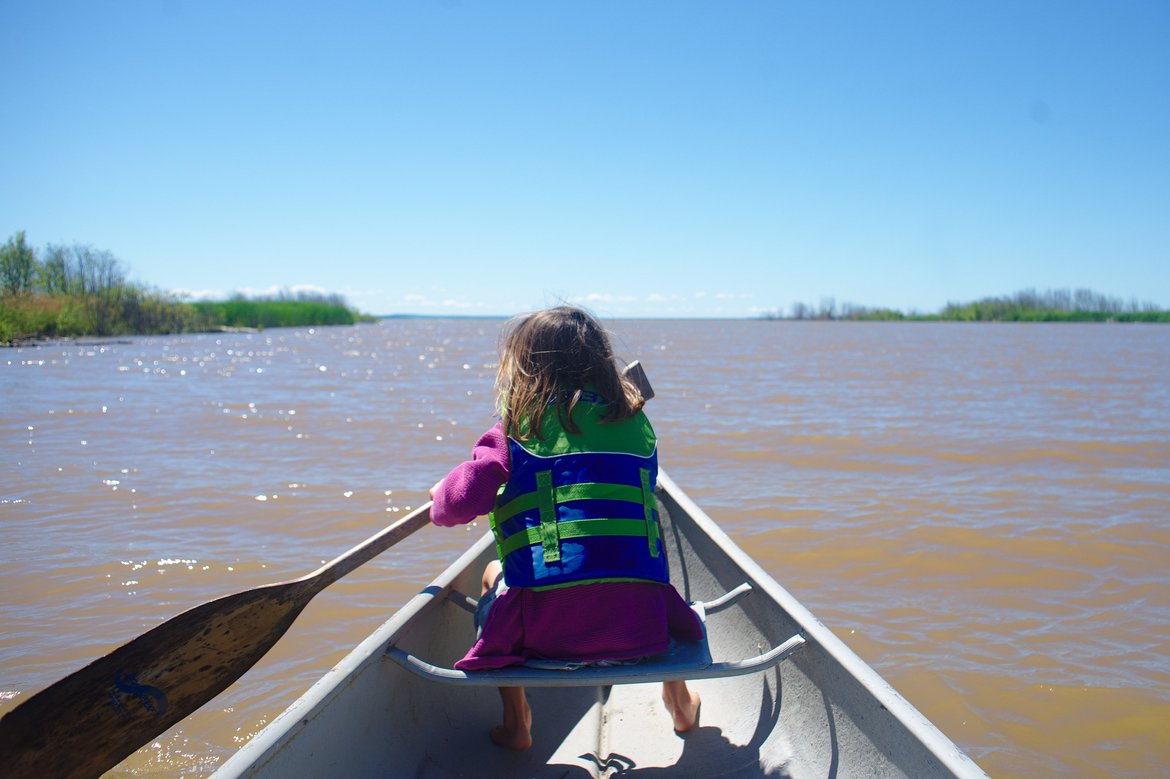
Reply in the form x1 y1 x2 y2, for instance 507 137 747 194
0 231 369 344
764 289 1170 323
770 297 907 322
936 289 1169 322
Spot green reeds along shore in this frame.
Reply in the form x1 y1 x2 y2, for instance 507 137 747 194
0 231 372 344
192 296 368 330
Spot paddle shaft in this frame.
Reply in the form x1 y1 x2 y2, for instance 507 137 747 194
303 502 433 593
0 503 432 779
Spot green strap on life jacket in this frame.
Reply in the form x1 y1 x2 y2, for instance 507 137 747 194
494 467 660 563
536 471 559 563
498 517 660 559
641 467 659 558
492 482 646 525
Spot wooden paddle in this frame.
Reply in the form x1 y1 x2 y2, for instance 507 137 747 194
0 503 432 779
0 359 653 778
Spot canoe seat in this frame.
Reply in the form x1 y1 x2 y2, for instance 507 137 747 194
385 582 806 687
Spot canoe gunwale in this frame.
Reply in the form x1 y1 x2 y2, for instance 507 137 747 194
654 469 988 778
212 532 496 779
214 469 989 779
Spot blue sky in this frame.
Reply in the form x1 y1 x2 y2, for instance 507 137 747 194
3 1 1167 318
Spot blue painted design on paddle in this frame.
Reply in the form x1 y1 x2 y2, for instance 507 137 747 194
107 669 169 719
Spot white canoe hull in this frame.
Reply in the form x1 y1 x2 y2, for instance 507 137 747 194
214 471 986 778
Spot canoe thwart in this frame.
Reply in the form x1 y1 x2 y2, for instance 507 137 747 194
698 581 755 614
455 580 753 618
447 590 479 614
384 582 807 687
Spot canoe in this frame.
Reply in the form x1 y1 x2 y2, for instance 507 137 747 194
213 470 987 778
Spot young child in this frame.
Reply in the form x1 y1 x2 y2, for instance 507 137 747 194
429 306 703 750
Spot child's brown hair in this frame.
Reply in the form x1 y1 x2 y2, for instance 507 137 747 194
496 306 645 440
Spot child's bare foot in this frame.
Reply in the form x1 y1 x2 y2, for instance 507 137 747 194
491 687 533 750
662 682 701 732
490 722 533 751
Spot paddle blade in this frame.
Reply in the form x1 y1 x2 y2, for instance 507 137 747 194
623 360 655 401
0 579 311 779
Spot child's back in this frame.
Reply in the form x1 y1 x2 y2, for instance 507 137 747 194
428 306 703 748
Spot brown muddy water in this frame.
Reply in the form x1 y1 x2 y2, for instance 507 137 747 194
2 319 1168 777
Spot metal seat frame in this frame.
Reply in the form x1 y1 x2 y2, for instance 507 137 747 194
386 582 805 687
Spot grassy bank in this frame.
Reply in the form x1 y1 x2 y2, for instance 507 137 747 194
767 289 1170 323
0 293 369 344
0 231 372 344
0 289 204 342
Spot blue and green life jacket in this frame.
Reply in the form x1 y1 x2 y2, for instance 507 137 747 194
489 390 668 590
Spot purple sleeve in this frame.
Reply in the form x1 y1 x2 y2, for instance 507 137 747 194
430 421 510 527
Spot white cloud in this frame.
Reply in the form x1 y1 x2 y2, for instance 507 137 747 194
231 284 327 298
170 284 334 301
391 292 490 312
170 287 226 301
568 293 639 304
